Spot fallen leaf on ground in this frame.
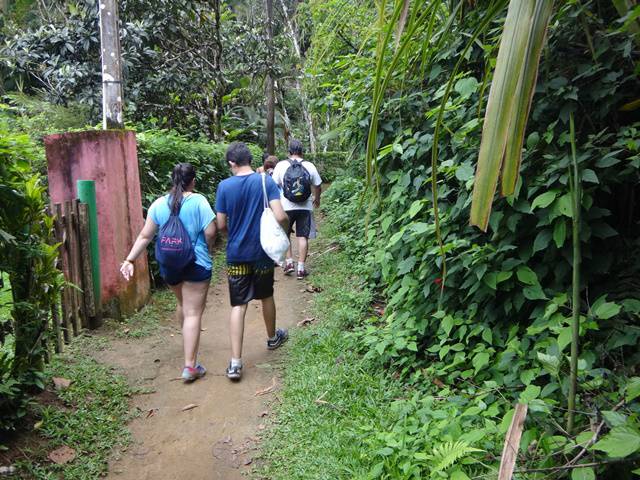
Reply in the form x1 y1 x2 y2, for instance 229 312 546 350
52 377 71 390
123 328 130 334
145 408 158 418
254 378 277 396
244 458 253 466
181 403 198 412
297 317 315 327
433 378 445 388
201 327 207 332
258 411 269 417
306 285 322 293
33 420 43 430
48 446 76 465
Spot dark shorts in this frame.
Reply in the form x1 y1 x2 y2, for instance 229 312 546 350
227 260 274 306
287 209 311 238
160 261 212 286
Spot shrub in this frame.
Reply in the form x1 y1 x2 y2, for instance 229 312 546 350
0 118 64 432
302 151 351 183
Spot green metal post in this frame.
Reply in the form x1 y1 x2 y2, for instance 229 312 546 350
77 180 101 304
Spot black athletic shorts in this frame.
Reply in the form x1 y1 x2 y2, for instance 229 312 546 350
227 260 275 306
287 209 311 238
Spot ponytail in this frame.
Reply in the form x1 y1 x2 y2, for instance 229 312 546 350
169 163 196 214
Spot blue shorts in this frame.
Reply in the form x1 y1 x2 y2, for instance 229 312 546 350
159 261 212 286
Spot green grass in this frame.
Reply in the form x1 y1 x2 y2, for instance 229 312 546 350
111 288 177 339
15 336 134 479
256 233 403 479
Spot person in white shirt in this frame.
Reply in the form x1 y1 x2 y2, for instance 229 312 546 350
271 139 322 279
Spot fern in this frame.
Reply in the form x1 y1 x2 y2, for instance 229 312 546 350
430 441 482 473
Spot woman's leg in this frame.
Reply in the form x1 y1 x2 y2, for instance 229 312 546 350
169 283 184 326
181 280 210 367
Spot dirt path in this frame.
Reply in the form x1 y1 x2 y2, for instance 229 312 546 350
95 268 311 479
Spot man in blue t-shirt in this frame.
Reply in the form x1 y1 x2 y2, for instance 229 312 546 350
216 142 289 381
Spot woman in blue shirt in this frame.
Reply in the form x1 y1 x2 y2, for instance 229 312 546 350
120 163 216 382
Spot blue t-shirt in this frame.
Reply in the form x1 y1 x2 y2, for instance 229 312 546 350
148 193 216 270
216 173 280 263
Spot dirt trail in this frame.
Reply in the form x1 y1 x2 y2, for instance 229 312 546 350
95 268 312 480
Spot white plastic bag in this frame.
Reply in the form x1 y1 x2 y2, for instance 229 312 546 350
260 173 290 262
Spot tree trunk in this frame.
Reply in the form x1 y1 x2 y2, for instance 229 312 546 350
211 0 224 141
98 0 124 129
277 84 291 146
265 0 276 154
278 0 317 153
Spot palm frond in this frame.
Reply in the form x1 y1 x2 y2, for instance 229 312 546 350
470 0 554 231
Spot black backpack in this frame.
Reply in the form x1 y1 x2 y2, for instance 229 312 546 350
282 159 312 203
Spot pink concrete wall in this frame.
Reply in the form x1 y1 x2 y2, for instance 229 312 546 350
45 130 150 318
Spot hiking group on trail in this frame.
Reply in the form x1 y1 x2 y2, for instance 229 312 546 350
120 140 322 382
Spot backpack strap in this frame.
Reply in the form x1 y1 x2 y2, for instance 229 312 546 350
261 173 269 209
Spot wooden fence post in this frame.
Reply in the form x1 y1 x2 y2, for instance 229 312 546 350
71 200 88 329
47 205 64 354
78 203 100 328
54 203 72 343
63 201 81 335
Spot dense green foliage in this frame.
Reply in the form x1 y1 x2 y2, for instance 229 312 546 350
0 119 63 432
0 0 316 148
294 0 640 477
136 129 262 207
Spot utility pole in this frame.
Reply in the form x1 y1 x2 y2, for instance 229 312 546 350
265 0 275 154
98 0 124 129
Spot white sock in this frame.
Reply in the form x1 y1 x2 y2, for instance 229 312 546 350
297 262 305 271
231 357 242 368
286 258 293 264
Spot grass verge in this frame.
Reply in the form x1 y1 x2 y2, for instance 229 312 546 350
6 283 185 478
13 336 134 479
256 226 402 479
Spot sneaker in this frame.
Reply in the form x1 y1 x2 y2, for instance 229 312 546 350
267 328 289 350
296 268 308 280
226 362 242 381
283 261 295 276
182 363 206 382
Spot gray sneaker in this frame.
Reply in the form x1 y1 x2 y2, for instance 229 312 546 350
226 362 242 381
267 328 289 350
